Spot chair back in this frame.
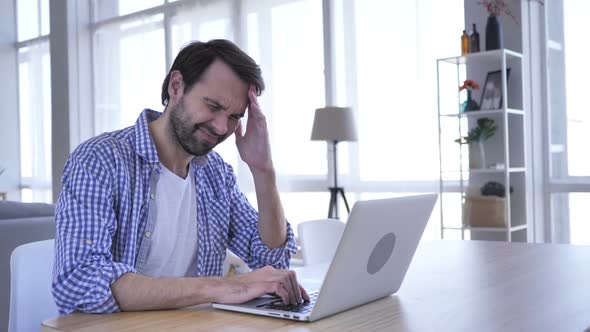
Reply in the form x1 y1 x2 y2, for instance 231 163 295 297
8 239 57 332
298 219 345 266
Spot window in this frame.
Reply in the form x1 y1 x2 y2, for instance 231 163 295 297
87 0 464 236
17 0 50 41
329 0 464 239
90 0 326 232
245 0 326 177
93 13 166 134
559 1 590 177
169 0 236 168
545 1 590 244
17 0 52 203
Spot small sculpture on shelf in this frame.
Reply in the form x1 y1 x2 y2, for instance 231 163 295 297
454 117 497 169
481 181 513 197
459 79 480 113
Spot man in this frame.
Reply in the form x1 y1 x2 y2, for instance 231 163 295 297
52 39 309 314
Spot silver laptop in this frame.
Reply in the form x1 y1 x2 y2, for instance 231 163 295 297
212 193 437 322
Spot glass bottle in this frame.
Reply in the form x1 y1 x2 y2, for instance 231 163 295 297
470 23 480 53
461 30 469 55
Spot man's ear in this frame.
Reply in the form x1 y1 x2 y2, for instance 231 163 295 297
168 70 184 101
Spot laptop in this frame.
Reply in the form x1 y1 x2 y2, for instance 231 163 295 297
212 193 437 322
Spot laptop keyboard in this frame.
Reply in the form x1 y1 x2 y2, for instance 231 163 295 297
258 291 319 314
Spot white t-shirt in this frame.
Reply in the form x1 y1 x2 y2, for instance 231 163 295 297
141 163 198 277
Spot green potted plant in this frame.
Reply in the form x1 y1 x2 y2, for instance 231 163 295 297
455 117 497 169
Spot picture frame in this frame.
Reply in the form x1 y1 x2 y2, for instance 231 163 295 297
479 68 511 110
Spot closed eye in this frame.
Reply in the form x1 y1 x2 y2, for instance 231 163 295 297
208 104 222 112
203 97 226 112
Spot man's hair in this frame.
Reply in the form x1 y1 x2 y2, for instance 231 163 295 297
161 39 265 106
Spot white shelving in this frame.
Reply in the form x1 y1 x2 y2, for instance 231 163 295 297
436 49 529 242
440 108 524 118
437 48 523 65
443 167 526 175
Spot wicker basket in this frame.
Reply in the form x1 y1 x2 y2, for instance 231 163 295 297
463 195 506 227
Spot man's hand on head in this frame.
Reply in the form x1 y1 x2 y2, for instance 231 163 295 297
234 85 274 173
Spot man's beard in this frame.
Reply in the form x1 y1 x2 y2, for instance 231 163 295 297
168 98 228 156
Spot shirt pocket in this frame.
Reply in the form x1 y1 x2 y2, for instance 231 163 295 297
200 198 231 276
205 198 231 255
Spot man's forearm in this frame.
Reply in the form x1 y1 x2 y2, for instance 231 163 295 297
111 273 223 311
251 168 287 248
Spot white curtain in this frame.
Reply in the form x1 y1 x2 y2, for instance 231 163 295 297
93 14 166 135
18 42 53 203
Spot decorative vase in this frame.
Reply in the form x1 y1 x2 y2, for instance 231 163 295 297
485 15 503 50
469 141 487 169
460 89 480 113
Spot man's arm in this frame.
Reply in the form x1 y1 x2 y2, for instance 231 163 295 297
229 86 307 304
53 151 136 314
112 266 306 309
250 168 287 248
111 273 216 310
235 86 288 248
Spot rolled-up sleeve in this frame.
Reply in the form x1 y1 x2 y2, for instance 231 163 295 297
222 163 298 270
248 223 297 269
52 152 135 314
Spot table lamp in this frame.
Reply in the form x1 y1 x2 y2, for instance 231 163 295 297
311 106 357 219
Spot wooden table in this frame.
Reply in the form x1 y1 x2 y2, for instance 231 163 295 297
42 240 590 332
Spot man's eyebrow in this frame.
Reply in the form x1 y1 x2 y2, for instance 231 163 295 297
202 96 228 110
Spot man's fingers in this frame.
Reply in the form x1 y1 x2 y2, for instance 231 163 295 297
273 283 290 305
300 284 310 302
234 121 243 143
255 267 307 305
247 86 263 118
287 271 303 304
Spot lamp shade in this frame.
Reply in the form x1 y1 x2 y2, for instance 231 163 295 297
310 107 357 142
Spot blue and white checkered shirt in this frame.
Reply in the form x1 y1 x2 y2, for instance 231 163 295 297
52 109 297 315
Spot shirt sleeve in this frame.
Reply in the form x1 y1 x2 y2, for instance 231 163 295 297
222 163 298 270
52 151 135 314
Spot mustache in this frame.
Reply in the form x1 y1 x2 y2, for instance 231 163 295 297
193 123 225 138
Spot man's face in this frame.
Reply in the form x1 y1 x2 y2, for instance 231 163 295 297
168 60 249 156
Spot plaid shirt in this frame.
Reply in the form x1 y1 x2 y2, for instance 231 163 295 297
52 109 297 315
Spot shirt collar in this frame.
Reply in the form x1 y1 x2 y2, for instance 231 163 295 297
134 109 209 166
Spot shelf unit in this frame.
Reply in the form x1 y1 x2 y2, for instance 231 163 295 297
436 49 528 242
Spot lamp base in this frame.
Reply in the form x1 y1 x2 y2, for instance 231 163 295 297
328 187 350 219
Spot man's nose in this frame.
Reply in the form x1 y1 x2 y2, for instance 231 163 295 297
208 113 228 136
